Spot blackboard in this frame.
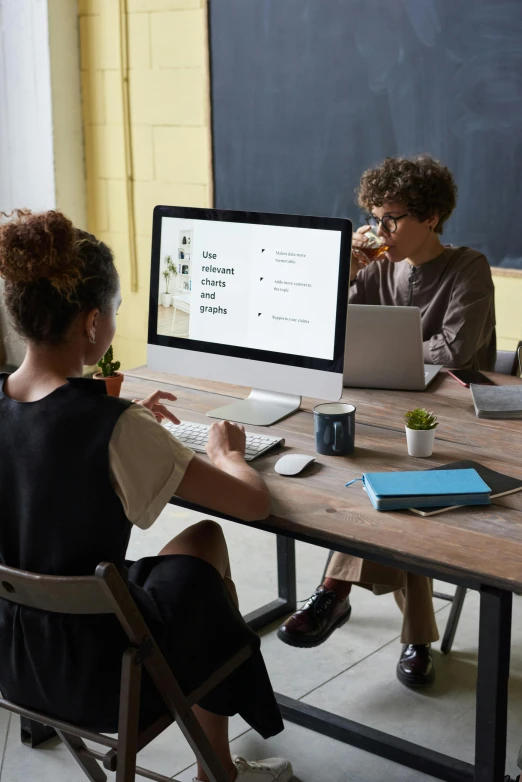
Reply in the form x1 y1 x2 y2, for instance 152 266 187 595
209 0 522 269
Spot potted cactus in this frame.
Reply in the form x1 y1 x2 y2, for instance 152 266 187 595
94 345 123 397
404 407 438 457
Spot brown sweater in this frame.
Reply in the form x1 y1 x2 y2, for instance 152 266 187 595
349 246 496 370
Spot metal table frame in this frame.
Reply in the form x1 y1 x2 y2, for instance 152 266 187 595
20 505 514 781
208 513 513 782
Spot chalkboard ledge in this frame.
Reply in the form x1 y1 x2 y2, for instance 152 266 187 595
491 268 522 279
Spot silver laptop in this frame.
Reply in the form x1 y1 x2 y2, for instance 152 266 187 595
343 305 443 390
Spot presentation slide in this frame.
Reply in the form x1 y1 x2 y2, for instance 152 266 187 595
156 217 342 360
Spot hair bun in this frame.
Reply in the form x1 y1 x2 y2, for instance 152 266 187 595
0 210 83 296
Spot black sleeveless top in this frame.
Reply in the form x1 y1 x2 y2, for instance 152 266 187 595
0 374 284 738
0 375 164 727
0 375 132 574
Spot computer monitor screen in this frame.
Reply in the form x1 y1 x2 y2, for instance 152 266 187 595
148 206 351 425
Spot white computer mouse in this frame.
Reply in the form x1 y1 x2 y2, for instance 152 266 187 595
275 453 315 476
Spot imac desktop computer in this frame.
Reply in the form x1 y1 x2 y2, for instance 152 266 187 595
147 206 352 427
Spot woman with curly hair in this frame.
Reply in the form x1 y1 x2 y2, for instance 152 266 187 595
278 155 496 690
350 154 496 370
0 210 292 782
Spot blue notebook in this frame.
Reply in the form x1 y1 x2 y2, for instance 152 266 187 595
359 468 491 511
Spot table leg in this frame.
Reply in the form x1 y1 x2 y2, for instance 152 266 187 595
276 534 297 606
244 535 297 631
474 586 512 782
276 693 473 781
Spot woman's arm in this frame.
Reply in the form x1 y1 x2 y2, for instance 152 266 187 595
128 393 271 523
422 255 495 368
176 454 271 522
176 420 271 522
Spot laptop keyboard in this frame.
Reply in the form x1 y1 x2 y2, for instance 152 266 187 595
163 420 284 461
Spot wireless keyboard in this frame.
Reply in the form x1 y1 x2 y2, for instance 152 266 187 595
163 420 285 461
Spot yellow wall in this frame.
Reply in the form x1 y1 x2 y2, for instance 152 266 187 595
79 1 521 365
79 0 212 368
492 272 522 351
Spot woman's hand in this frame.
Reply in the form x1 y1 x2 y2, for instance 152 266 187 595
350 225 372 281
206 420 246 467
132 390 180 424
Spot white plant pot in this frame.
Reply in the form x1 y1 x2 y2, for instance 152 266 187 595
405 426 435 457
161 293 171 308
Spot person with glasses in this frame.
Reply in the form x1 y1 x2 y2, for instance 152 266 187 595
277 155 496 689
350 154 496 370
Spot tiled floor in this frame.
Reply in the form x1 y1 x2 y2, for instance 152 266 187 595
1 503 521 781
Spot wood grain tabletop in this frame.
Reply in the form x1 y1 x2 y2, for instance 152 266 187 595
122 367 522 592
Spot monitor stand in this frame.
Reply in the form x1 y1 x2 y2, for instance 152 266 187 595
207 389 301 426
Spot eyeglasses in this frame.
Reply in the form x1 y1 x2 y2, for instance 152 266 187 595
365 213 409 234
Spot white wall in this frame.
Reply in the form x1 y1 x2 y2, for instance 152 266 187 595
0 0 86 366
48 0 87 229
0 0 56 213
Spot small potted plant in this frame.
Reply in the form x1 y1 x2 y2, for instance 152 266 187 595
404 407 438 457
161 264 172 308
167 257 177 293
94 345 123 397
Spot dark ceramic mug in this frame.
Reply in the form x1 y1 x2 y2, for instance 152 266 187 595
314 402 356 456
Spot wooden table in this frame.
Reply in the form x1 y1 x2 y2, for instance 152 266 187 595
123 367 522 782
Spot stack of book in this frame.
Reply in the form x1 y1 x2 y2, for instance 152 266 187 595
409 460 522 516
355 460 522 514
361 467 491 512
470 383 522 419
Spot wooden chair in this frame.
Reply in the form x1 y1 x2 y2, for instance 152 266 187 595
0 561 253 782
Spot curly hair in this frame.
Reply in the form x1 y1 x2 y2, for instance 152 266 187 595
0 210 119 343
357 155 458 234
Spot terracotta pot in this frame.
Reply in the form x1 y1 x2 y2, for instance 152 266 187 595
94 371 124 398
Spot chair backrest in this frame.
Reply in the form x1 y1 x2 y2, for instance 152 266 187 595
0 563 113 614
0 561 247 782
0 562 158 653
494 341 522 376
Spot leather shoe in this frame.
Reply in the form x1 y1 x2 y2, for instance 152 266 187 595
396 644 435 688
277 585 351 648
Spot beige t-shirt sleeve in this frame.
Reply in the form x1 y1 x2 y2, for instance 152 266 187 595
109 405 195 530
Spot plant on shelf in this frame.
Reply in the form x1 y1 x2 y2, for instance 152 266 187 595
404 408 438 430
404 407 438 457
162 258 173 307
167 257 178 294
94 344 124 397
162 269 171 291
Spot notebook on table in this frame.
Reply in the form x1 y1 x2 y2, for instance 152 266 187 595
470 383 522 419
409 460 522 516
357 468 491 512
